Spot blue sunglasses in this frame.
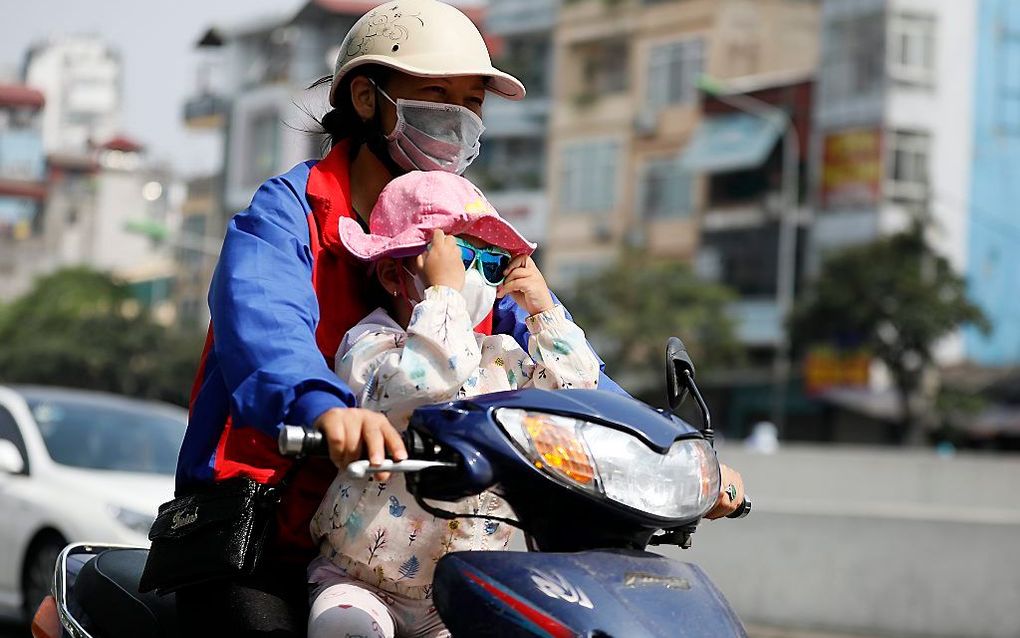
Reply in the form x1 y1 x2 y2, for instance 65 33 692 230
454 237 512 286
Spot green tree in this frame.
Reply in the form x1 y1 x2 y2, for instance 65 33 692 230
790 226 990 444
564 252 743 393
0 268 204 407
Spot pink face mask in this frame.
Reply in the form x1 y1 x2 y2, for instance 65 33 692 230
373 81 485 175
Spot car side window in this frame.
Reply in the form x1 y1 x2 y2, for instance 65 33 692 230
0 405 29 474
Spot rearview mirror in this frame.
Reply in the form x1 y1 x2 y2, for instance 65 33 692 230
0 440 25 475
665 337 695 413
665 337 715 445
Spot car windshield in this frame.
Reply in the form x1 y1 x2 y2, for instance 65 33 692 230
26 396 187 475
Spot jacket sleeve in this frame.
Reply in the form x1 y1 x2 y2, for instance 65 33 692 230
208 175 356 435
336 286 482 417
521 305 600 390
493 294 629 396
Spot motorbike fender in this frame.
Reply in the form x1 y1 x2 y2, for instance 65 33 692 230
434 549 747 638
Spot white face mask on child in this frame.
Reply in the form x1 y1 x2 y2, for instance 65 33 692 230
404 267 496 327
460 268 498 326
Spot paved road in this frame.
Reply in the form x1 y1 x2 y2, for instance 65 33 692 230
747 625 885 638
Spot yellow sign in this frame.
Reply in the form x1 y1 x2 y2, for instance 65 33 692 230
804 347 870 396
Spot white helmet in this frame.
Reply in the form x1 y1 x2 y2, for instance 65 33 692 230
329 0 525 106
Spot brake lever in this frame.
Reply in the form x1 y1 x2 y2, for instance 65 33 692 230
346 459 456 479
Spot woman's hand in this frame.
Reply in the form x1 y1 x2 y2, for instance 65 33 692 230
416 229 465 291
498 255 555 316
313 408 407 481
704 463 745 520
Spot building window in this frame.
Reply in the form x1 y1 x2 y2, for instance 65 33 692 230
559 140 620 214
578 40 629 97
888 14 936 87
640 158 693 219
701 225 781 297
887 130 930 201
821 12 885 103
497 35 551 99
647 38 705 111
244 110 280 187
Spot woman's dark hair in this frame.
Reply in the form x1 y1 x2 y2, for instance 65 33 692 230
309 65 392 159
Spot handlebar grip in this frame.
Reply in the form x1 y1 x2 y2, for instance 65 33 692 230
726 496 752 519
278 425 326 457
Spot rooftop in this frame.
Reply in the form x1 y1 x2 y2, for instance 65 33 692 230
0 84 45 109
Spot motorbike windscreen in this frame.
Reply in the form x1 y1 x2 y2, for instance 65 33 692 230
26 396 186 475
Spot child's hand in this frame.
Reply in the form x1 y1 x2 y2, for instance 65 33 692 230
416 229 465 291
498 255 555 316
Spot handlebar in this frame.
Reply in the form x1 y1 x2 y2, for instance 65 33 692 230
277 425 454 477
278 425 326 456
726 496 752 519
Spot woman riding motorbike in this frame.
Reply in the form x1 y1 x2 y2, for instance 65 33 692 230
163 1 745 635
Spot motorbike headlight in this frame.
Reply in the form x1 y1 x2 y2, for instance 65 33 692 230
495 408 720 521
109 506 155 536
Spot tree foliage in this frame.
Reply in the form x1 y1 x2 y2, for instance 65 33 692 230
791 226 990 440
563 252 743 390
0 268 204 407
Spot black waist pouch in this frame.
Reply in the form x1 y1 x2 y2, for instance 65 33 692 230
139 477 284 594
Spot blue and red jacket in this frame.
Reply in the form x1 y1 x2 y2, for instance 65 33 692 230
176 142 625 564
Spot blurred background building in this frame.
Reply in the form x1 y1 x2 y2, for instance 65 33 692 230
0 37 177 321
0 83 46 246
542 0 819 293
810 0 1020 367
22 36 121 154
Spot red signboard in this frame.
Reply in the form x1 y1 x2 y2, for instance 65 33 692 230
821 128 882 209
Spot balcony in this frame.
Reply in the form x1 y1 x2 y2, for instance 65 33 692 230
183 93 229 129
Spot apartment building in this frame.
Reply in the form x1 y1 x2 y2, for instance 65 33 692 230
543 0 820 289
809 0 1020 365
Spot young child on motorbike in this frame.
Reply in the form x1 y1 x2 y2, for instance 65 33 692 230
307 170 600 638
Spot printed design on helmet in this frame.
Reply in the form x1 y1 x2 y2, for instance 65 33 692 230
347 5 426 58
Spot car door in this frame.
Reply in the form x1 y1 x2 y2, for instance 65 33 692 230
0 402 31 607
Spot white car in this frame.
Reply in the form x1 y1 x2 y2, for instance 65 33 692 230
0 385 186 621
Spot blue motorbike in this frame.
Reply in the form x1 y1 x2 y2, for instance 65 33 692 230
34 338 750 637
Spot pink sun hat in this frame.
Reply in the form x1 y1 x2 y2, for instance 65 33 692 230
338 171 537 261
